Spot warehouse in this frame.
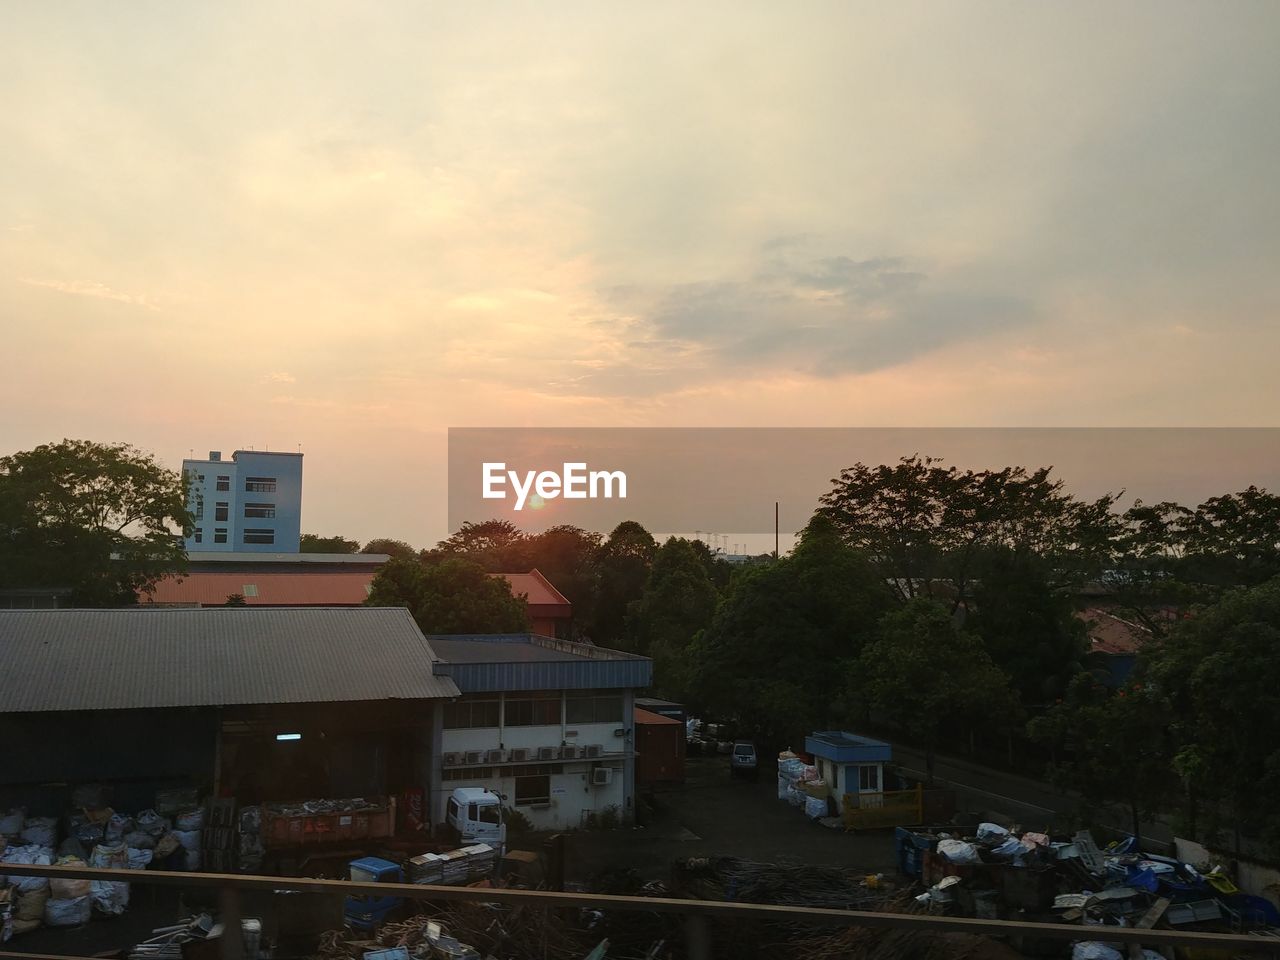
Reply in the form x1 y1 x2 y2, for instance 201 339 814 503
0 610 653 849
0 608 461 820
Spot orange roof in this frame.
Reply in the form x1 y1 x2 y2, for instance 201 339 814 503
1078 607 1151 656
142 566 572 611
635 707 681 726
142 571 375 606
490 569 571 613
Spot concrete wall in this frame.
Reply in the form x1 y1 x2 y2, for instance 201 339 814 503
434 690 634 830
1175 837 1280 908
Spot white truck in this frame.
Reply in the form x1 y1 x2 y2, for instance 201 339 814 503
444 787 507 851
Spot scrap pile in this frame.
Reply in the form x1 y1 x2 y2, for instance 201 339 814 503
408 844 497 886
674 856 897 912
899 822 1280 952
316 908 601 960
0 785 212 941
776 751 830 820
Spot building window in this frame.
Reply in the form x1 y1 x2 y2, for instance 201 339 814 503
514 775 550 806
565 692 624 724
216 475 230 492
197 474 204 483
215 502 229 522
443 696 499 729
858 765 880 792
243 529 275 545
244 503 276 519
245 477 277 493
194 498 204 520
508 764 562 777
193 528 203 544
504 691 561 726
214 528 228 544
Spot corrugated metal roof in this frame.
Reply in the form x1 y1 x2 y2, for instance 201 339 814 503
143 571 374 606
0 608 460 713
426 634 653 693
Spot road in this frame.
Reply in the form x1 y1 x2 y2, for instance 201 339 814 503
891 744 1176 849
567 755 898 884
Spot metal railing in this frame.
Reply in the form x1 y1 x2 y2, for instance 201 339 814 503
2 863 1277 960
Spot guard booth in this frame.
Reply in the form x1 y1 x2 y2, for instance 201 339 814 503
804 731 892 815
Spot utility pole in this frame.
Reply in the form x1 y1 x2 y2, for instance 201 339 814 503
774 502 779 559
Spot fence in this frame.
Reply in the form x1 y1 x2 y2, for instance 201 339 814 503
3 863 1278 960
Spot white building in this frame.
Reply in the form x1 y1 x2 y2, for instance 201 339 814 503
182 449 304 553
427 634 653 831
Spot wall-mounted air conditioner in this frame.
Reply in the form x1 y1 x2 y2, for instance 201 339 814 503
443 752 464 767
486 749 508 764
509 747 531 762
560 745 582 760
537 746 559 761
584 744 603 759
464 750 485 765
590 767 613 786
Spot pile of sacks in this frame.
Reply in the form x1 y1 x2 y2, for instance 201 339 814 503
776 751 828 819
934 822 1048 867
0 800 207 939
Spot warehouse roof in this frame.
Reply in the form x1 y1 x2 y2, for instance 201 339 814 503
491 570 571 611
425 634 652 692
0 608 460 713
142 571 374 606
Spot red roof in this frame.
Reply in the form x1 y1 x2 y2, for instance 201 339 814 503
141 566 572 613
635 707 681 726
142 571 374 606
491 570 571 614
1078 608 1151 656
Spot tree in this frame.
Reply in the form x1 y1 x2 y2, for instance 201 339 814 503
224 593 248 606
366 556 530 634
523 525 603 637
0 439 189 605
1145 577 1280 853
590 521 658 647
624 538 719 696
686 517 895 745
968 549 1088 707
817 456 1121 611
856 599 1020 783
300 534 360 553
1029 672 1176 843
1180 487 1280 589
361 538 417 560
434 519 530 570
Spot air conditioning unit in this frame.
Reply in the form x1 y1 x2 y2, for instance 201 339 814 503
442 751 464 767
537 746 559 761
590 767 613 786
486 748 508 764
509 747 531 762
560 745 582 760
464 750 485 765
584 744 603 759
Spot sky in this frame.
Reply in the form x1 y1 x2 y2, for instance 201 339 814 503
2 1 1278 547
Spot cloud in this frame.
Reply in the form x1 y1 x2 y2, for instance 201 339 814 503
262 371 296 384
19 277 160 310
559 243 1031 396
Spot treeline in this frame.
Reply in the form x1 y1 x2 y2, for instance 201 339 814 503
365 456 1280 855
5 441 1280 854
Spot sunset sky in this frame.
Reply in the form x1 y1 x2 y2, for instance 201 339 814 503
3 1 1278 547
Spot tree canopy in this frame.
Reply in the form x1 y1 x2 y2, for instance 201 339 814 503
366 556 530 634
300 533 360 553
687 517 894 745
360 538 417 560
0 439 189 605
856 598 1021 782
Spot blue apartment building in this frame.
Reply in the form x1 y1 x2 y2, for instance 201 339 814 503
182 449 304 553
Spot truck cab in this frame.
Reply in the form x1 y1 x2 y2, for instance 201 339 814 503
445 787 506 849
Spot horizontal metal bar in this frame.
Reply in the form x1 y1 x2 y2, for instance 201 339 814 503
1 864 1276 953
